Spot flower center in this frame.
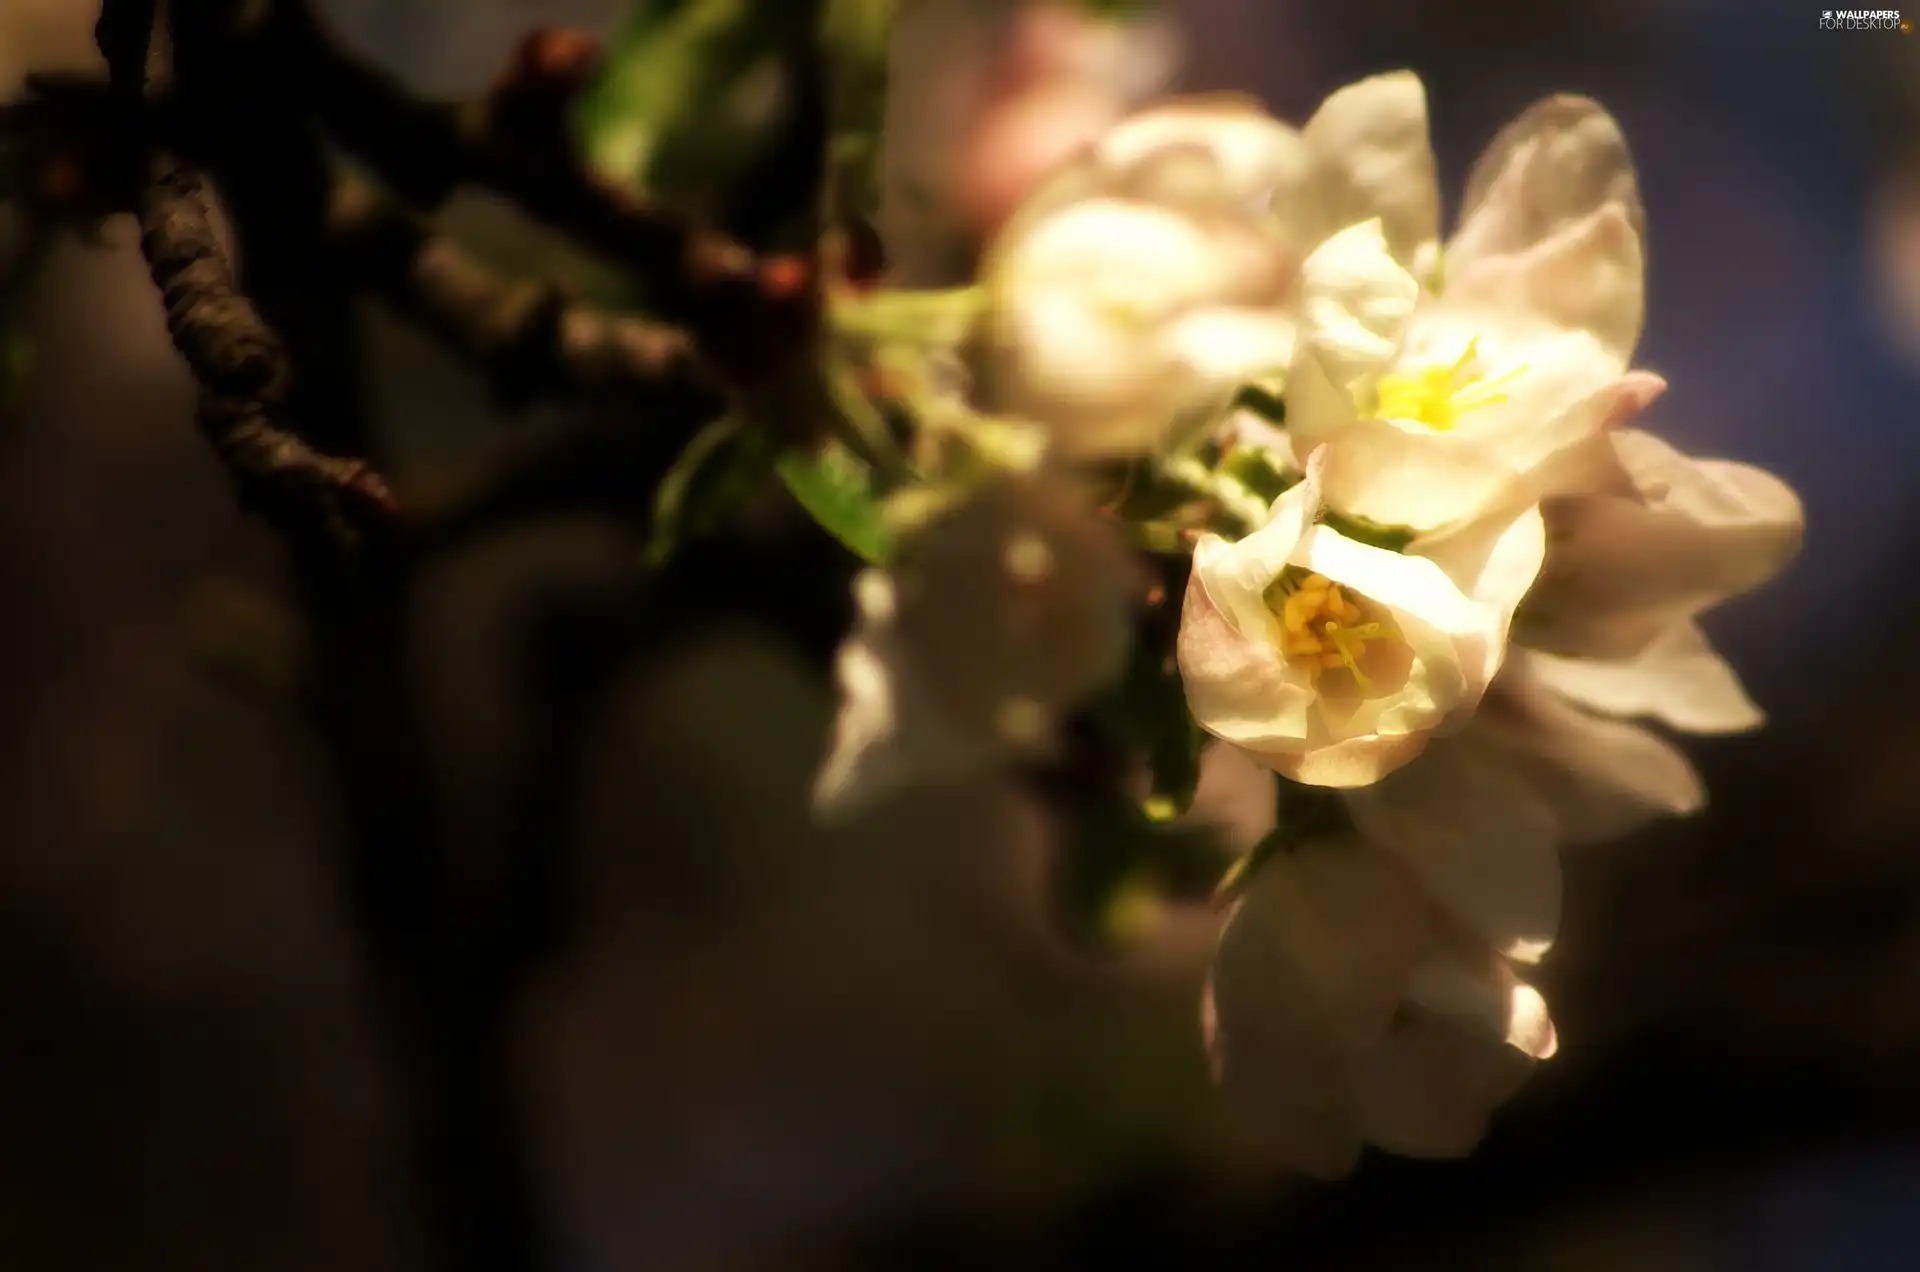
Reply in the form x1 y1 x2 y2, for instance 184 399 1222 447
1366 336 1525 432
1265 570 1398 688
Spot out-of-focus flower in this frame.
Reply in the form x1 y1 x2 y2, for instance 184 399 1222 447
813 473 1141 818
1287 93 1654 532
880 0 1178 284
977 73 1437 459
1177 451 1544 789
1205 833 1556 1178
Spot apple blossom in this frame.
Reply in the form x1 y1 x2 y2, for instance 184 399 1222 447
1205 834 1556 1177
1284 92 1657 532
1177 452 1545 789
813 473 1141 819
975 74 1437 458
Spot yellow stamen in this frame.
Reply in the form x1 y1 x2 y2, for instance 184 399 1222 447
1366 336 1528 432
1264 571 1397 688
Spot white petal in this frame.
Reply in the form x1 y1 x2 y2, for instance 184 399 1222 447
1413 503 1547 687
1317 418 1522 533
1446 202 1644 363
1295 219 1420 388
1525 621 1764 735
1161 305 1298 392
1403 929 1560 1060
1281 336 1363 454
1191 457 1323 640
1097 96 1315 212
1518 370 1669 504
1300 71 1440 270
1204 979 1367 1179
1346 725 1563 962
899 476 1139 729
1450 95 1644 278
1482 654 1707 842
1352 1016 1534 1159
812 573 998 820
985 195 1292 455
1178 560 1317 753
1212 836 1430 1066
1520 430 1805 659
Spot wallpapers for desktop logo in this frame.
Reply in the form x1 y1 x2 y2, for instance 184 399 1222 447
1821 9 1912 29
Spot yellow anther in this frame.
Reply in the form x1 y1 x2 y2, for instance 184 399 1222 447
1366 336 1527 433
1265 571 1396 687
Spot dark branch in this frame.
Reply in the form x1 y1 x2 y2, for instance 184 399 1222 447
324 173 722 415
134 155 396 547
279 2 820 385
98 0 393 552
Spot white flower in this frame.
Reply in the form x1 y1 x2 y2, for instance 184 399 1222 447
1285 93 1657 532
1344 429 1804 962
977 74 1437 459
813 474 1140 818
1177 452 1545 789
1205 834 1556 1178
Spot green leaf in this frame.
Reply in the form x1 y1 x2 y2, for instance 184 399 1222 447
819 0 897 225
572 0 808 214
777 441 893 565
1321 509 1417 552
1219 446 1299 505
646 413 777 567
1231 382 1287 427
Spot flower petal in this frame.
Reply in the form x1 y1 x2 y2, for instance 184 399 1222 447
1403 927 1560 1060
1281 335 1363 454
813 572 999 820
1519 430 1805 659
1203 981 1367 1179
1178 561 1317 752
899 476 1139 728
1445 201 1645 364
1295 219 1421 388
1480 653 1708 843
1097 95 1315 212
1161 305 1299 396
1346 723 1563 963
984 195 1293 456
1317 417 1522 533
1300 71 1440 271
1450 94 1644 278
1212 835 1430 1066
1352 1016 1535 1159
1525 620 1765 735
1208 834 1429 1173
1191 457 1323 639
1413 503 1547 686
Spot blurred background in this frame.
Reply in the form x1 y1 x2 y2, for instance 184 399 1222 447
3 0 1920 1268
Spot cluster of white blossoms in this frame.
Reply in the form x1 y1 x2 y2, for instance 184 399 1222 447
812 71 1802 1177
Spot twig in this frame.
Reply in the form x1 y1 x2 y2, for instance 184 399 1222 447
324 172 721 414
102 0 393 552
135 156 396 545
279 1 819 385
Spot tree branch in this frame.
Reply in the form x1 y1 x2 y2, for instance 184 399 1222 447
279 2 819 385
324 172 722 415
102 1 394 552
